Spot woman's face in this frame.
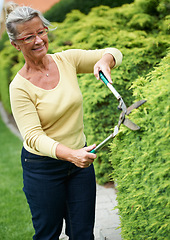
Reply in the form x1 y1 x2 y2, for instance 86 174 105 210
12 16 49 62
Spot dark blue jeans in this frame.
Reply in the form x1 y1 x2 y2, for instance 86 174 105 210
21 147 96 240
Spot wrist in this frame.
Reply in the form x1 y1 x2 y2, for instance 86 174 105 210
56 143 74 162
103 53 115 68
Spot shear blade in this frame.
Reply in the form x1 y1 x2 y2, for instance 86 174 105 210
126 100 147 115
123 118 140 130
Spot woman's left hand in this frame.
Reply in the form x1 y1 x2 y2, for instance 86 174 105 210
94 53 115 84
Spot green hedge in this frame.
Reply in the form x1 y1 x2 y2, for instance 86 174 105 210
0 41 24 112
44 0 134 22
110 49 170 239
0 0 169 184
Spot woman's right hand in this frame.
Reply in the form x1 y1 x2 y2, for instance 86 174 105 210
71 144 97 168
56 143 97 168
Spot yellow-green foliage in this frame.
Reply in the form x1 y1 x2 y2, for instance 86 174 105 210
44 0 133 22
0 41 24 112
110 50 170 239
0 0 169 184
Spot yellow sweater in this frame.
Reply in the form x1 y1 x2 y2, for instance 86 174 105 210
10 48 122 159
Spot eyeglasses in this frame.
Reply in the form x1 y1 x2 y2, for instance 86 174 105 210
16 27 48 44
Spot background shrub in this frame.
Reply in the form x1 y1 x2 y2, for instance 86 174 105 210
44 0 134 22
110 50 170 239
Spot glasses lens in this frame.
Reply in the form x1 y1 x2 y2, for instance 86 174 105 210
24 35 35 43
38 28 48 37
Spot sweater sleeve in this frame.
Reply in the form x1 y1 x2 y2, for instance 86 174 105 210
59 48 123 73
9 80 59 159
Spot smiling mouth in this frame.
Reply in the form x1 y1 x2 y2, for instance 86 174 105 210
33 45 45 51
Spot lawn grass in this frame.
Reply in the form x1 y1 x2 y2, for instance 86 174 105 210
0 117 34 239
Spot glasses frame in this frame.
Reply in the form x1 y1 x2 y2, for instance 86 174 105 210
16 27 48 44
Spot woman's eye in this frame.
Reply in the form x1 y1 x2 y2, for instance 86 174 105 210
38 30 44 36
25 35 34 41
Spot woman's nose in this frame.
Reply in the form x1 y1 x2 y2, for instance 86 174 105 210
34 35 43 44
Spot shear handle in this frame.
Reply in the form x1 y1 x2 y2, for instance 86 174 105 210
90 126 119 153
99 71 127 111
99 71 121 100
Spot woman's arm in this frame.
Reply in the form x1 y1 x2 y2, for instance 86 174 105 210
10 81 59 158
58 48 123 77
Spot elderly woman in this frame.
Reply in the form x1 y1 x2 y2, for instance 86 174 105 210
6 2 122 240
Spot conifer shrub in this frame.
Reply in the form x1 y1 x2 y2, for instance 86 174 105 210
157 0 170 18
0 32 9 51
110 50 170 239
135 0 159 15
127 13 156 30
0 41 24 112
44 0 134 23
0 65 10 111
159 15 170 34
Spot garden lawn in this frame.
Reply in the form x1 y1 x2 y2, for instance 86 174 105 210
0 117 34 239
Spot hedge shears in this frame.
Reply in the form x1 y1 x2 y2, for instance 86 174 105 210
90 71 146 153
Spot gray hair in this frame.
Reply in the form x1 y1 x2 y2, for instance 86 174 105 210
5 2 51 42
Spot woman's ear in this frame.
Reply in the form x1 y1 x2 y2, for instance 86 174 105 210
11 41 21 51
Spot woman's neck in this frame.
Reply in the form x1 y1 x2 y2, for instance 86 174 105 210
24 55 50 73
